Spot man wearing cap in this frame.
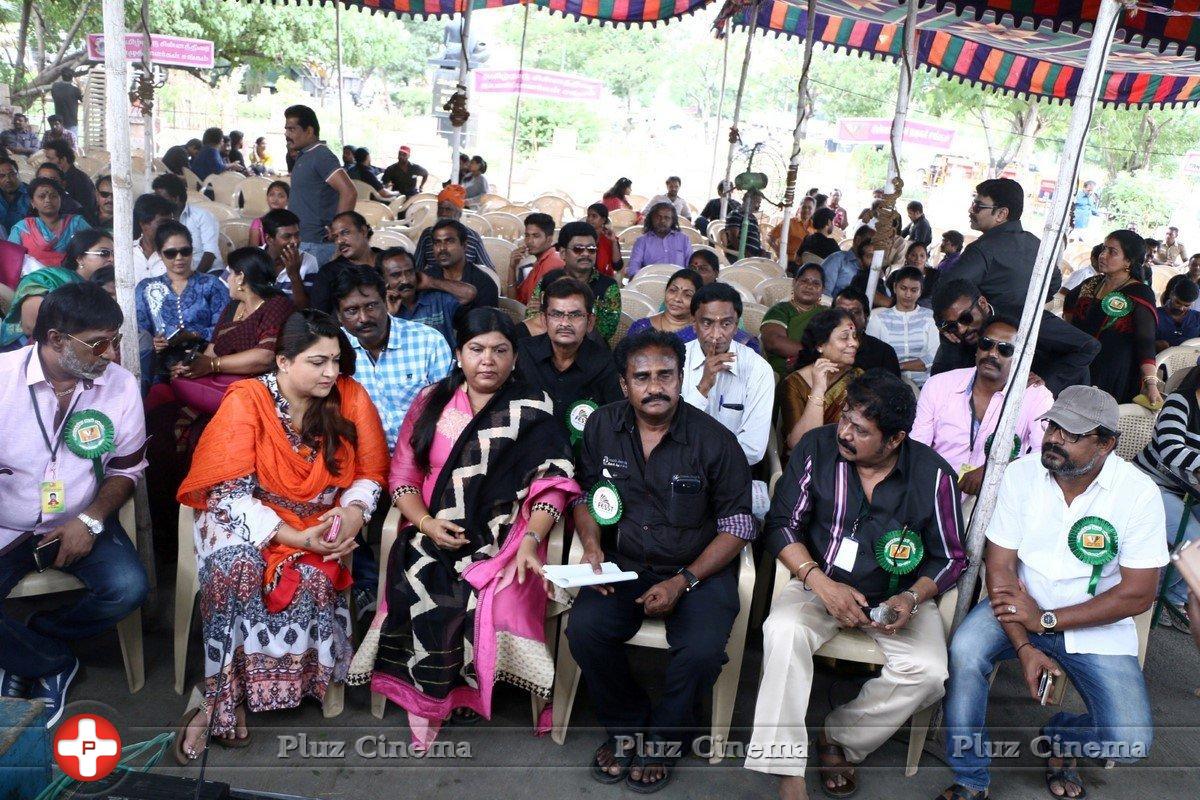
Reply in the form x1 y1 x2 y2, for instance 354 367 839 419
381 146 429 198
411 185 495 273
939 385 1166 800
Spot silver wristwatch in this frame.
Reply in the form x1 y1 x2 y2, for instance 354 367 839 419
77 513 104 537
903 589 921 614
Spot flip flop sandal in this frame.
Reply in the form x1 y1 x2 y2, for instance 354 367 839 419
624 754 674 795
590 736 632 785
173 687 208 766
817 742 859 799
213 705 252 749
1045 763 1087 799
937 785 989 800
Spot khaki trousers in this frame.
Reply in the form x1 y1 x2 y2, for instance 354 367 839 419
744 580 949 777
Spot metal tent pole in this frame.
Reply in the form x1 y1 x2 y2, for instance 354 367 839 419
506 1 530 198
776 0 818 273
707 33 731 194
140 0 153 189
335 2 346 148
950 0 1124 632
719 5 759 222
449 0 475 185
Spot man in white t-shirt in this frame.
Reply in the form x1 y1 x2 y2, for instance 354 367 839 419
258 208 318 307
938 385 1166 800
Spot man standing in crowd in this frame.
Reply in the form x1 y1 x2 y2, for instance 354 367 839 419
513 212 565 304
284 105 357 265
424 218 498 309
912 316 1053 497
381 146 428 198
931 278 1099 395
939 386 1164 800
308 211 377 313
526 221 622 345
1071 180 1102 239
0 156 30 230
834 287 902 376
162 140 201 177
748 370 966 799
902 201 933 247
937 230 965 272
2 113 40 156
379 247 472 347
44 142 97 224
1154 277 1200 350
332 265 452 611
762 263 828 375
50 68 83 139
682 283 773 467
152 174 220 274
0 283 149 727
642 176 692 221
411 185 494 272
570 329 753 793
516 277 622 425
259 208 318 306
956 178 1061 319
627 202 692 278
1153 226 1187 266
828 188 849 230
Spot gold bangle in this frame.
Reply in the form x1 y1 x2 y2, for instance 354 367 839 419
793 560 818 581
417 514 431 534
810 395 826 406
212 356 221 374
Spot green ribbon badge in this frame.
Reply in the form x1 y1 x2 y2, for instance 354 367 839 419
587 480 623 526
1100 293 1132 319
1068 516 1118 595
566 399 598 446
63 409 116 479
874 527 925 594
984 432 1022 461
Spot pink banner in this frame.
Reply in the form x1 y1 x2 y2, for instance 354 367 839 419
836 117 956 151
473 68 603 102
86 33 215 69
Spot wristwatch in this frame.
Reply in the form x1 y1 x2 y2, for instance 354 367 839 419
77 513 104 537
1040 610 1059 633
347 499 372 524
902 588 921 614
675 567 700 593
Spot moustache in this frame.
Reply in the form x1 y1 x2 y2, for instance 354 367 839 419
837 438 857 454
396 283 414 292
979 357 1000 371
641 394 670 406
1042 443 1068 459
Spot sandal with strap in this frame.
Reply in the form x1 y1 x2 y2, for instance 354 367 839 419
625 753 674 795
936 785 989 800
173 687 208 766
590 736 632 785
1045 760 1087 799
817 741 858 799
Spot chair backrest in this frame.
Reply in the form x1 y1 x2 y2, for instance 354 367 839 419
370 229 416 252
680 227 707 246
481 236 516 277
756 276 794 307
498 296 527 326
618 225 644 248
217 231 235 262
621 291 657 320
1155 345 1200 382
721 264 771 289
404 200 437 231
731 257 786 278
717 278 757 305
203 172 245 207
1116 403 1158 461
181 166 203 191
478 192 510 211
237 176 273 217
355 201 392 228
482 211 525 241
497 204 534 219
192 201 239 222
741 301 768 336
461 212 495 238
529 195 573 224
631 263 683 282
613 311 635 343
693 242 729 266
629 277 667 305
220 219 252 249
608 208 637 229
351 179 380 202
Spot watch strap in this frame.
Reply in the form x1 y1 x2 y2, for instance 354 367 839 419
676 567 699 592
77 513 103 537
902 588 921 613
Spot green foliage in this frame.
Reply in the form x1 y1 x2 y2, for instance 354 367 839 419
1100 172 1172 231
851 146 889 192
500 102 604 155
1087 107 1200 182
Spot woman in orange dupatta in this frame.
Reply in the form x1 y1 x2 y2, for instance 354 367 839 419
173 311 388 763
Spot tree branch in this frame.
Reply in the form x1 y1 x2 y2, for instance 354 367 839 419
49 0 96 70
13 52 89 102
15 0 33 86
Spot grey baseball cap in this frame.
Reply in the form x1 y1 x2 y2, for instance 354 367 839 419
1040 385 1120 435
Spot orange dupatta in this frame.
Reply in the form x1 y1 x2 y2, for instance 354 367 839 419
178 376 389 609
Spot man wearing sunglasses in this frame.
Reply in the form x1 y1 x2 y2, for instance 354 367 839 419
527 220 621 345
912 316 1053 496
940 385 1165 800
931 278 1099 396
91 175 114 234
0 283 148 727
955 178 1061 320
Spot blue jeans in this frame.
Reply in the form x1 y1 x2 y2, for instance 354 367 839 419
300 241 336 266
1159 487 1200 606
945 600 1153 792
0 516 148 678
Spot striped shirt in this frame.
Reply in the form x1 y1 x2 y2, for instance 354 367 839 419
1134 388 1200 494
764 424 967 604
865 305 940 386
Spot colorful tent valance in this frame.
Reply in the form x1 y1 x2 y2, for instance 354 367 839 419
738 0 1200 107
245 0 714 25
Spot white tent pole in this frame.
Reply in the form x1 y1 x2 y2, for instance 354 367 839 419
102 0 138 382
140 0 153 188
864 0 917 304
777 0 818 273
719 6 759 222
449 1 475 185
950 0 1123 632
707 33 731 194
506 1 530 198
335 3 345 148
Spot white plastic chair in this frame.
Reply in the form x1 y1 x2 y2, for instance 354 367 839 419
621 291 657 320
1155 345 1200 383
1116 403 1158 461
482 212 525 241
203 172 246 207
742 301 768 337
756 276 795 307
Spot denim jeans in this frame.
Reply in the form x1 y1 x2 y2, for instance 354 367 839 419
1159 487 1200 606
944 600 1153 792
299 241 336 266
0 516 149 678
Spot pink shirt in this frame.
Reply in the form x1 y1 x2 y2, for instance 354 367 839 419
910 366 1053 474
0 345 147 551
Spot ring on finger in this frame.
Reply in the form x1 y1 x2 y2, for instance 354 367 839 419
1008 604 1017 614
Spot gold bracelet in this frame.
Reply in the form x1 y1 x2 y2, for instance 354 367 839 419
417 514 431 534
212 356 221 374
793 560 818 581
810 395 826 406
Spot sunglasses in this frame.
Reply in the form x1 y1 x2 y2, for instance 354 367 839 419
937 297 981 333
569 245 598 255
968 200 998 212
977 336 1015 358
162 246 193 260
64 331 122 356
84 248 113 258
97 190 113 199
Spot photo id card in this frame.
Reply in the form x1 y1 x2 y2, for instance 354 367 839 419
41 480 65 515
831 536 859 573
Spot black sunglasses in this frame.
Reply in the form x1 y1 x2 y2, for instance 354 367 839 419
977 336 1015 358
162 246 193 260
97 190 113 198
937 296 981 333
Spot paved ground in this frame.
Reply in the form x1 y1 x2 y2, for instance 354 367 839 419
12 582 1200 800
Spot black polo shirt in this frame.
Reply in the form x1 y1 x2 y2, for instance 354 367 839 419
424 260 499 309
577 400 755 574
856 332 901 376
764 425 967 604
308 252 380 314
515 334 623 424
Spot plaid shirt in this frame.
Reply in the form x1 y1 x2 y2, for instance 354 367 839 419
1 128 40 153
345 315 453 450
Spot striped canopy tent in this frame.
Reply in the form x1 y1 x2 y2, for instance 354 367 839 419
734 0 1200 107
245 0 714 25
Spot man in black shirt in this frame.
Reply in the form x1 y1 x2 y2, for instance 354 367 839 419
308 211 379 313
162 140 201 176
832 287 901 376
930 278 1098 396
695 179 740 234
746 370 966 796
381 146 429 197
569 329 754 793
423 218 499 309
50 68 83 137
43 141 97 223
515 277 622 428
901 200 933 247
800 207 841 263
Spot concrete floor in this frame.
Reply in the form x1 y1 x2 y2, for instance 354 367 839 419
11 582 1200 800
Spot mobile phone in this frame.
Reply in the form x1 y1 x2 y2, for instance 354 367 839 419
325 514 342 543
1037 669 1055 706
34 536 61 572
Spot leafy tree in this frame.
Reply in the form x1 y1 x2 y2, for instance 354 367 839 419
1086 107 1200 182
1101 171 1172 231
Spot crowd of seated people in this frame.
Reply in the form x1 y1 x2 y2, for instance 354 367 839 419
6 111 1200 800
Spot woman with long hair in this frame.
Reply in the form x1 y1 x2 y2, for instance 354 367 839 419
349 308 579 750
601 177 633 212
866 265 939 387
1064 229 1162 405
779 308 863 449
6 177 91 268
463 155 489 209
174 310 389 764
0 228 111 346
627 268 761 352
349 147 396 201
